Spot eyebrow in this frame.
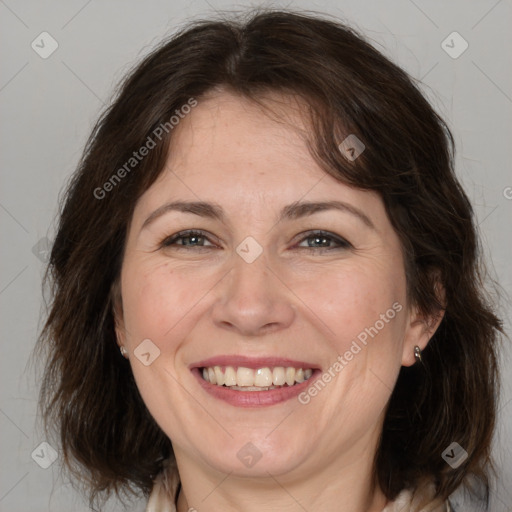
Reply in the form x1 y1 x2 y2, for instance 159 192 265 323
141 199 375 231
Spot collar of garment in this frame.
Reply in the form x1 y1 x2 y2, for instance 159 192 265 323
145 458 450 512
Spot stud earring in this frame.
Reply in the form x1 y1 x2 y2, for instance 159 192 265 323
120 346 128 358
414 345 422 363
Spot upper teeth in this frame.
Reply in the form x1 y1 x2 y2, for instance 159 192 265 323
202 366 313 387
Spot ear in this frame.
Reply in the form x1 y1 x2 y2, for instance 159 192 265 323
111 279 126 348
401 280 446 367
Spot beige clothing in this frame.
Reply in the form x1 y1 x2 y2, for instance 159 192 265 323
146 458 451 512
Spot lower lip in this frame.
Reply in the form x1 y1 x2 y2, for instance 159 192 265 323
192 368 321 407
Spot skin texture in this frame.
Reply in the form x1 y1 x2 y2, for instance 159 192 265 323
115 90 443 512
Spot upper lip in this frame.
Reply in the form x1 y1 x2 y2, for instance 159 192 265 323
190 355 320 370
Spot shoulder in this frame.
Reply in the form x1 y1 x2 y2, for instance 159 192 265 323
382 480 450 512
145 458 180 512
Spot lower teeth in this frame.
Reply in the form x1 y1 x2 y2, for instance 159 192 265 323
229 385 283 391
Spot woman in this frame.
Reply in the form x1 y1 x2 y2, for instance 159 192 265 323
35 9 503 512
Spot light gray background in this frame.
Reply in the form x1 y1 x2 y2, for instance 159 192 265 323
1 0 511 511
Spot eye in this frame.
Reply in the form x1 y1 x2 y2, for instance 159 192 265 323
294 230 352 251
160 230 216 249
159 229 351 252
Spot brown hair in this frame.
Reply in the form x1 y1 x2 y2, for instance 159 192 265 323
34 8 504 510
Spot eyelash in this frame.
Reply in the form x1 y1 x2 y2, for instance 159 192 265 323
160 229 352 252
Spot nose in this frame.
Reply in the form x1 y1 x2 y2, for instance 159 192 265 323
211 249 296 337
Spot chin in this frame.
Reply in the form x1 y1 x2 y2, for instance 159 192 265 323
196 432 313 478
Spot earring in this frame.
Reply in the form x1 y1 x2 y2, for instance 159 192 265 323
414 345 422 363
120 346 128 358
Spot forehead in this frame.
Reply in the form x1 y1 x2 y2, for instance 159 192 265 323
169 90 317 178
132 91 386 228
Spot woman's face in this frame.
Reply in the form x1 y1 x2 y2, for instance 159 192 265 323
116 91 427 480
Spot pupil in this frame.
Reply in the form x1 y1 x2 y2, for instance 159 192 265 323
185 235 201 245
311 236 328 247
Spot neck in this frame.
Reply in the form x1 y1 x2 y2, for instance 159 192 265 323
174 432 388 512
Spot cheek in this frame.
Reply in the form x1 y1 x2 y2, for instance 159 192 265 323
295 261 405 347
121 262 196 344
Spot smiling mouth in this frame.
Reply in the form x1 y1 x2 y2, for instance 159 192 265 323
200 365 314 391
